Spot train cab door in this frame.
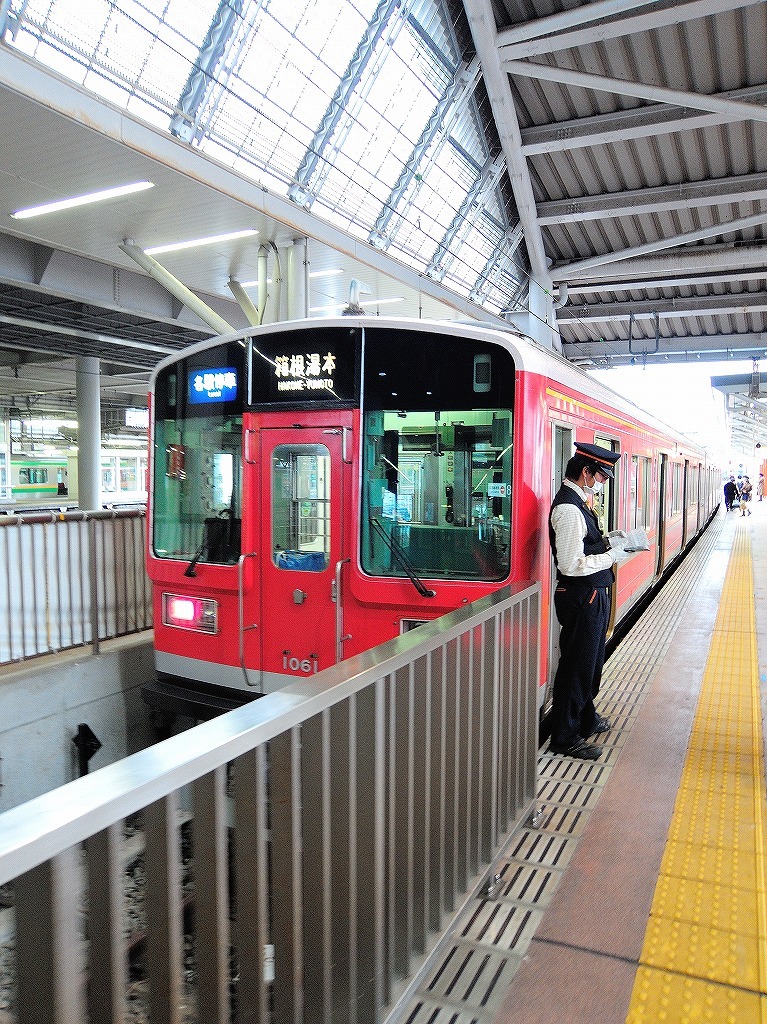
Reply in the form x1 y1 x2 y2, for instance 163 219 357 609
252 425 348 691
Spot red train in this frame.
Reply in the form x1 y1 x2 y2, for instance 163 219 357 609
142 317 719 719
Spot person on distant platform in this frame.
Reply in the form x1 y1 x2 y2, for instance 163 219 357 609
740 475 753 515
548 442 629 761
723 476 738 512
758 474 764 501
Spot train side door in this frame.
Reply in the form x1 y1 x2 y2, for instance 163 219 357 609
546 423 573 711
682 459 690 548
256 426 347 691
656 453 668 575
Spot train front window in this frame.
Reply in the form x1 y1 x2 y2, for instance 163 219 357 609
153 415 243 565
361 330 514 582
152 343 245 567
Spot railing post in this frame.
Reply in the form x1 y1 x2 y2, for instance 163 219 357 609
15 846 85 1024
193 766 231 1024
270 728 302 1021
144 793 185 1024
88 515 101 654
86 823 127 1023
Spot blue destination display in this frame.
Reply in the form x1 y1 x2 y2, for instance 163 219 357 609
188 367 238 404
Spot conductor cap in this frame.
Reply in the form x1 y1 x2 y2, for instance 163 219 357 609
574 442 621 480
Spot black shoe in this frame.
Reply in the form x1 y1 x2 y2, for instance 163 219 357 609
549 739 602 760
590 714 611 736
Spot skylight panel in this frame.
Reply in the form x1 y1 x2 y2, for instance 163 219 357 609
9 0 220 121
195 0 376 189
5 0 526 315
304 33 443 236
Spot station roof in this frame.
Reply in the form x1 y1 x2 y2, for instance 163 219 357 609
0 0 764 440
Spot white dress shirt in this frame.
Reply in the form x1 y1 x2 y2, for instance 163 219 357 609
550 479 617 577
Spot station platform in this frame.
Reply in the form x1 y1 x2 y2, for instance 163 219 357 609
401 503 767 1024
494 504 767 1024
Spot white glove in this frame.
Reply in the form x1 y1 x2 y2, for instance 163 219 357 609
611 546 630 564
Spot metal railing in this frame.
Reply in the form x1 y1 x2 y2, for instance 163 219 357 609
0 509 151 663
0 581 540 1024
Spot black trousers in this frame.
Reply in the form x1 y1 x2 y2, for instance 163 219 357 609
550 582 611 748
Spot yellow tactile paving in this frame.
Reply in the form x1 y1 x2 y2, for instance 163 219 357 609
625 523 767 1024
629 968 763 1023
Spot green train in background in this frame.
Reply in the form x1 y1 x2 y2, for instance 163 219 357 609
5 449 147 510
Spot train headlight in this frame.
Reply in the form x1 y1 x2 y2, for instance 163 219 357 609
162 593 218 634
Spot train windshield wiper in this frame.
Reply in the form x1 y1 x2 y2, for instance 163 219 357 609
369 517 435 598
184 530 207 577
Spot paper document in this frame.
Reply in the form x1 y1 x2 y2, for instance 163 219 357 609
624 528 649 551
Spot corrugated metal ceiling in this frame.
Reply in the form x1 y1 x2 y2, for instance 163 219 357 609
0 0 764 429
478 0 767 365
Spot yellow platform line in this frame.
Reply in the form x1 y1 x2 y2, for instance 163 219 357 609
626 523 767 1023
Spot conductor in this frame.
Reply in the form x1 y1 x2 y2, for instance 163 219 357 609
548 442 626 760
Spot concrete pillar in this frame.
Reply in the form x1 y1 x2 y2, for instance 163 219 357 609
287 238 309 320
76 356 101 511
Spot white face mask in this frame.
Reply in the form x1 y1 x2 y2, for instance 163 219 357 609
583 473 603 495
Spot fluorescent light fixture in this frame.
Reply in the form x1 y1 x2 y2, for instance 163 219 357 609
310 296 405 313
12 180 154 219
145 228 258 255
243 269 342 287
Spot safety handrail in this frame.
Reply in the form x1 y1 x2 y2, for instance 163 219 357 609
0 580 540 1023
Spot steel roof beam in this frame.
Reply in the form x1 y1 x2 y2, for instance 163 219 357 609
469 223 524 304
537 172 767 225
0 314 180 359
288 0 403 208
557 292 767 323
496 0 662 45
563 331 767 362
567 268 767 295
426 151 507 280
169 0 243 143
504 60 767 125
370 55 483 249
463 0 549 281
521 84 767 155
499 0 763 60
551 212 767 280
553 244 767 287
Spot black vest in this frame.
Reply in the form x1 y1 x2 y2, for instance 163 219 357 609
549 484 614 587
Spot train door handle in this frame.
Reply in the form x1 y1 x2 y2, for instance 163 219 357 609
334 558 351 662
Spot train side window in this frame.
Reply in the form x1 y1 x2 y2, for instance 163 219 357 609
120 457 137 493
101 456 118 493
630 455 652 529
593 436 619 533
672 463 683 513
